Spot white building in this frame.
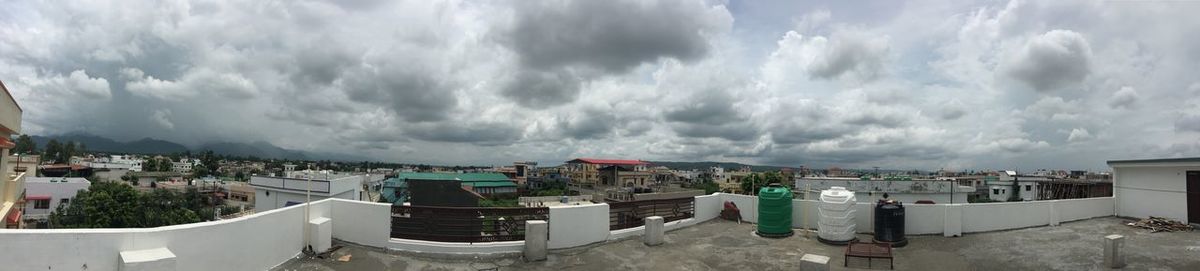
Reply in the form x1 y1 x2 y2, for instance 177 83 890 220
1108 157 1200 224
109 155 145 172
22 177 90 227
250 172 383 211
985 170 1046 202
796 176 974 204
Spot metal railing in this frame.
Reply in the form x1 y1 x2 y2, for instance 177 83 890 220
390 205 549 242
608 197 694 230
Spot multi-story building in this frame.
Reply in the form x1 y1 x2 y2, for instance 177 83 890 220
1 80 26 228
21 177 90 228
564 158 649 186
109 155 145 172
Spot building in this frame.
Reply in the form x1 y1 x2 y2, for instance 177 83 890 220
172 158 198 174
795 176 974 204
984 170 1113 202
380 172 518 205
986 170 1046 202
513 161 537 185
249 173 367 211
1108 157 1200 224
564 158 649 186
0 80 26 228
38 164 94 178
109 155 145 172
6 154 38 176
21 177 90 228
598 165 653 187
224 182 256 203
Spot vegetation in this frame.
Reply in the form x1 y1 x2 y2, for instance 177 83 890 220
41 139 87 164
49 182 225 228
683 180 720 194
12 134 36 154
739 171 789 195
478 198 520 207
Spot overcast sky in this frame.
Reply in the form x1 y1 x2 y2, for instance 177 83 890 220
3 0 1200 170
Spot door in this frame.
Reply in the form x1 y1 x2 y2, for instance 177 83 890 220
1189 171 1200 224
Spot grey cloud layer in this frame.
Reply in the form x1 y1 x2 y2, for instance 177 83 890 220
2 0 1199 169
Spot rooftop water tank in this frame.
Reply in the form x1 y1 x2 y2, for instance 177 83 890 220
874 199 908 247
756 184 793 238
818 186 858 245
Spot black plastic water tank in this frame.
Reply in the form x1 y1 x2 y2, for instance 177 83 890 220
873 199 908 247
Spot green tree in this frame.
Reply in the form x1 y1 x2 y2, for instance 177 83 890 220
62 141 76 163
50 182 202 228
13 134 36 154
43 139 62 163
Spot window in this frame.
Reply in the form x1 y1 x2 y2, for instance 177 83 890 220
1025 185 1032 191
60 198 70 206
992 189 1000 195
34 199 50 209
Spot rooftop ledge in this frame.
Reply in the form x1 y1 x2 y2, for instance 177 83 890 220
0 193 1170 271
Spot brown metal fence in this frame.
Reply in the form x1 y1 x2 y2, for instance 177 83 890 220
390 205 549 242
608 197 695 230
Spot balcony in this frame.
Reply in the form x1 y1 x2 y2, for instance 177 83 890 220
0 82 19 135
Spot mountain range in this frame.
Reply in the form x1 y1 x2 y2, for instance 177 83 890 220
29 133 368 161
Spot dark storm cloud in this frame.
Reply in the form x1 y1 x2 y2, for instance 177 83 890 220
1005 30 1093 91
501 70 582 108
405 122 523 145
503 0 721 72
558 108 617 140
664 91 741 125
342 62 456 122
663 89 759 141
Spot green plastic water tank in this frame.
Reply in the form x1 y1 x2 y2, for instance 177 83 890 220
756 183 794 237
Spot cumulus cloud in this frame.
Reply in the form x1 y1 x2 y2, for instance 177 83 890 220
501 0 728 72
1005 30 1093 91
501 70 582 109
1108 86 1139 109
3 0 1200 169
766 29 889 82
23 70 112 99
151 109 174 130
1067 128 1091 142
126 68 257 100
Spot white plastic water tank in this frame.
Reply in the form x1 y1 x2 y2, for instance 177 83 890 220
818 186 857 243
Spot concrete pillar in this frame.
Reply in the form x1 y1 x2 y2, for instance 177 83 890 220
308 217 332 253
1104 234 1126 268
799 254 830 271
1049 201 1061 226
943 204 963 237
524 220 548 262
644 216 665 246
119 247 177 271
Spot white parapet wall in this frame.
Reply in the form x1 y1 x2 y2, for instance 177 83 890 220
330 199 391 248
714 193 1115 236
0 199 336 271
548 203 610 249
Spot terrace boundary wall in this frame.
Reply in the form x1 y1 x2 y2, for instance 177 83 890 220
0 193 1115 270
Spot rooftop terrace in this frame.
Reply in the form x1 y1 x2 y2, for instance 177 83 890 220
277 216 1200 271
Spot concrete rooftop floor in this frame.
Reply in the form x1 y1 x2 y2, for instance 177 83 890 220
275 217 1200 271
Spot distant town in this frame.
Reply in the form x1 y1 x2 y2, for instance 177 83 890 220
2 133 1114 229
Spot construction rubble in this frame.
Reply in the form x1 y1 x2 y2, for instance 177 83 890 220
1126 216 1193 233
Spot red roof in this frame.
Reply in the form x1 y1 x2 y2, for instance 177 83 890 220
566 158 650 166
25 195 50 201
5 210 20 224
